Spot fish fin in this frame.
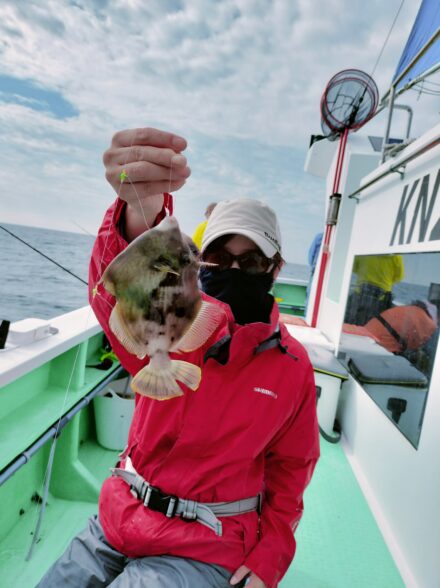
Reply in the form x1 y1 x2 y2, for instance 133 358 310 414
175 300 225 352
109 304 147 359
170 359 201 391
152 264 179 276
100 266 117 296
131 359 200 400
132 367 183 400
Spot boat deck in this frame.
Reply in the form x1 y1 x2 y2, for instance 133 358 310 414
0 436 404 587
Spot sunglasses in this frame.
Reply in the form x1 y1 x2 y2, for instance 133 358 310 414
202 248 273 274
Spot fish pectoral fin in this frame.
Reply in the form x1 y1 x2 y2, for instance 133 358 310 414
131 360 201 399
152 264 180 276
109 304 147 359
175 301 225 352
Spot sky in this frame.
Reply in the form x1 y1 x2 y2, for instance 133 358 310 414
0 0 432 263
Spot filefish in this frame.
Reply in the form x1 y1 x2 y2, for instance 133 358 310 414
100 216 224 400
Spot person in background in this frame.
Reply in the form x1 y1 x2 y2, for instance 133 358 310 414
192 201 218 249
37 128 319 588
364 300 438 375
305 231 323 315
344 254 404 325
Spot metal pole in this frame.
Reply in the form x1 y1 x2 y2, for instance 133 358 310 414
393 27 440 90
0 365 124 487
381 84 396 164
311 128 349 328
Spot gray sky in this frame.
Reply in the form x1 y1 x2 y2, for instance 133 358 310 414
0 0 429 263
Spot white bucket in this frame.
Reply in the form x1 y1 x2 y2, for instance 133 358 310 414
314 371 342 436
94 377 135 450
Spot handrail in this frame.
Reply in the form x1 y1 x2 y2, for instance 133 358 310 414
348 136 440 200
392 104 413 141
382 62 440 105
0 364 124 486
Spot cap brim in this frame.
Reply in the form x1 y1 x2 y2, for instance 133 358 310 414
201 228 277 257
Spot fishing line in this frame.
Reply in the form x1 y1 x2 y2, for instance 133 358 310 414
23 139 139 561
370 0 405 78
23 132 177 562
125 175 151 230
0 224 88 286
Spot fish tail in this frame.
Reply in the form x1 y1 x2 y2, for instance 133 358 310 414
170 359 201 391
131 359 201 400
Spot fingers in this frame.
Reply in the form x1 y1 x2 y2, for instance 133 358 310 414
118 180 187 206
111 127 187 152
105 145 187 168
105 162 190 197
112 160 191 184
103 127 190 200
230 565 250 585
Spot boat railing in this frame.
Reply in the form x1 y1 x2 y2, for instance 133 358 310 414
348 127 440 200
276 275 308 287
0 306 100 388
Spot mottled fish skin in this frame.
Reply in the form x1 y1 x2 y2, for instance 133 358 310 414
101 216 223 400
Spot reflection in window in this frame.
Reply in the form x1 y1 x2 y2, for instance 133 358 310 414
339 253 440 448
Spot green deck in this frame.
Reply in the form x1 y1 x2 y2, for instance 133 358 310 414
0 311 404 587
283 441 404 588
0 435 404 587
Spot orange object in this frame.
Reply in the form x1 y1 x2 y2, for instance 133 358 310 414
365 305 436 353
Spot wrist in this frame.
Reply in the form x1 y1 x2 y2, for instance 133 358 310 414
124 194 165 241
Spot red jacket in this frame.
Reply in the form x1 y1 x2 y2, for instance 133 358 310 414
89 198 320 588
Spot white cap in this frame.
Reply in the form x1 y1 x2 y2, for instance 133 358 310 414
201 198 282 257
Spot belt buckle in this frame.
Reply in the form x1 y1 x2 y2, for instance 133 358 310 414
131 479 147 501
144 485 178 518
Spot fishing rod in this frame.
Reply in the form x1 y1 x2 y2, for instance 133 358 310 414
0 224 88 286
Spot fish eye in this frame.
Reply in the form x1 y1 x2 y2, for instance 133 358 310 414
180 252 191 265
151 254 172 271
155 255 169 265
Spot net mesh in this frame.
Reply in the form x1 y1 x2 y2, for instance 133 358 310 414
321 69 379 136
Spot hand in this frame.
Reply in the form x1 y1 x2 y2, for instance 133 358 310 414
103 127 191 204
230 565 267 588
103 127 191 239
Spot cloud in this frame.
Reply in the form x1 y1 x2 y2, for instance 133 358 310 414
0 0 432 263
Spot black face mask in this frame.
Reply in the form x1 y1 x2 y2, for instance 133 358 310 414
199 267 274 325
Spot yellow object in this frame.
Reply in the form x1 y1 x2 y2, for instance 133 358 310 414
192 220 208 250
99 348 118 363
353 255 404 292
275 297 283 303
120 170 128 182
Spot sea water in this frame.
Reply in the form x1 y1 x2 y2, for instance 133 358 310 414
0 224 310 323
1 224 94 323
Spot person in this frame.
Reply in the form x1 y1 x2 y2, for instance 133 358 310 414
364 300 438 375
344 254 404 325
192 202 218 249
38 128 319 588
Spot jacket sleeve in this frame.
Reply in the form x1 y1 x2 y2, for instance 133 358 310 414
88 197 153 376
244 362 320 588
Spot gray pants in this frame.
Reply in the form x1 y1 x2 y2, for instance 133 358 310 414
36 515 240 588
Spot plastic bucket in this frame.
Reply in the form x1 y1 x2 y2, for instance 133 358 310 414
314 372 342 436
93 377 135 450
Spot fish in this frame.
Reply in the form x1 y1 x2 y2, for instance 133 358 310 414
100 215 224 400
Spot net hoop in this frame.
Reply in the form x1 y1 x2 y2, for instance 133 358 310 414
320 69 379 135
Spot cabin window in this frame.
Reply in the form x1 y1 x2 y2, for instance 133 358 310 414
339 252 440 448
